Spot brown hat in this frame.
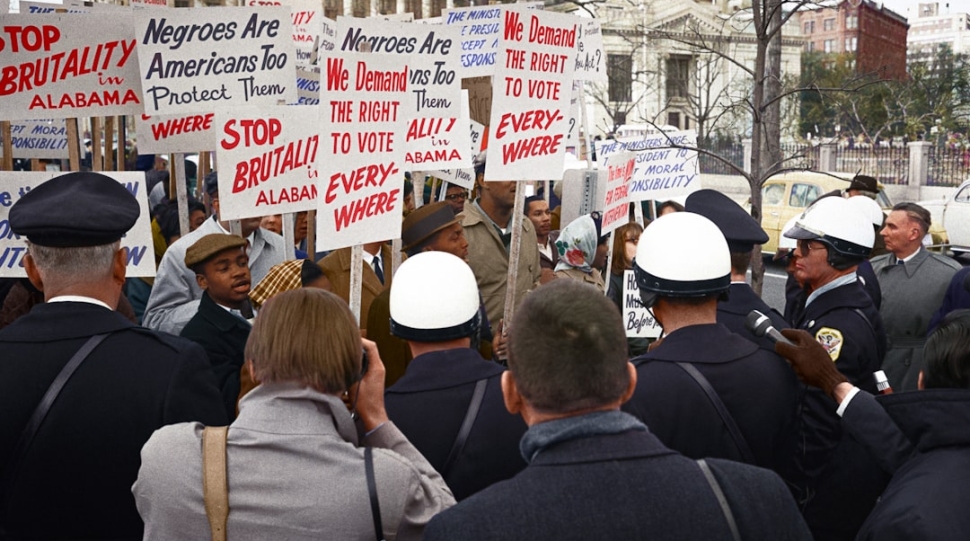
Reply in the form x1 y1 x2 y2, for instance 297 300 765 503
848 174 878 193
402 201 458 252
184 234 247 268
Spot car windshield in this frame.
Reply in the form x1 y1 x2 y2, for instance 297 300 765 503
763 183 785 206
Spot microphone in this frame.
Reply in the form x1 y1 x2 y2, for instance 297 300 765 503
745 310 794 346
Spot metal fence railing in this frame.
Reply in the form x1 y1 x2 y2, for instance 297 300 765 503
779 143 818 171
698 142 745 175
834 146 909 185
926 145 970 187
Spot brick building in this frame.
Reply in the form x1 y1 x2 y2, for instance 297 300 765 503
798 0 909 80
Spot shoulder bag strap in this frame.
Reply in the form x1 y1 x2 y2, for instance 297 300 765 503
442 377 488 477
697 459 742 541
202 426 230 541
675 362 755 464
1 333 110 510
364 447 386 541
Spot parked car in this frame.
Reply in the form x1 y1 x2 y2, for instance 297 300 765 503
754 171 893 253
918 178 970 253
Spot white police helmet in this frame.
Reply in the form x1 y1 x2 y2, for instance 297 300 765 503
390 251 481 341
784 195 874 259
779 216 799 251
633 212 731 307
846 195 885 227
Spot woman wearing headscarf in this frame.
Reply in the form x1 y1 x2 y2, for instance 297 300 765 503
554 213 609 292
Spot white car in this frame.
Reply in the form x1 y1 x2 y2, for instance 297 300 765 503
918 178 970 253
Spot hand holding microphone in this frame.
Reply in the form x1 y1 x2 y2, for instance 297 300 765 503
744 310 794 346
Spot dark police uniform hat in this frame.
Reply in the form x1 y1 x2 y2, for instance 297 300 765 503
685 189 768 253
9 171 140 247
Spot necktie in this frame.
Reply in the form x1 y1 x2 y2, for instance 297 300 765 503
897 260 904 266
373 257 385 285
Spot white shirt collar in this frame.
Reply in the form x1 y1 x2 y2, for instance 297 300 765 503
898 246 921 264
47 295 112 310
215 218 256 247
361 250 381 266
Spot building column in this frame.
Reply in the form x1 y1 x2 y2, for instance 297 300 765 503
908 141 930 201
742 138 752 174
818 143 837 172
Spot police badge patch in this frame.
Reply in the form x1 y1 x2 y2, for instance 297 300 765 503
815 327 844 361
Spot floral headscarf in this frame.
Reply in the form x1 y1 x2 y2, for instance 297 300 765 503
555 215 598 274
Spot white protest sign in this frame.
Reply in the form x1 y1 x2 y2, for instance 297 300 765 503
317 52 409 251
0 119 69 159
135 112 215 154
382 12 413 22
431 91 482 189
215 105 319 220
295 68 319 105
317 16 336 60
444 2 541 78
431 167 475 190
622 270 663 338
574 18 606 82
335 17 469 170
0 172 156 278
1 0 7 16
600 150 634 236
245 0 320 70
133 7 298 115
597 130 700 201
130 0 170 9
486 7 577 181
19 1 124 14
0 13 144 120
564 80 581 150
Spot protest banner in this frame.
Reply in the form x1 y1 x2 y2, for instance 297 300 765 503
215 105 319 220
444 2 541 78
1 0 7 15
0 171 156 277
573 18 606 82
600 150 634 236
135 112 215 154
622 270 663 338
244 0 320 71
18 1 122 14
130 0 171 9
133 7 297 115
596 130 700 202
431 93 482 190
295 68 319 104
485 7 577 181
319 16 336 56
336 17 469 170
0 13 144 121
317 51 409 251
0 119 69 159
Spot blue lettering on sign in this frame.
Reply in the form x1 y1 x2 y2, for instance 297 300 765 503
124 245 148 266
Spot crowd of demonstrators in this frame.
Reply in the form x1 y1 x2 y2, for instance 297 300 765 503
7 165 970 541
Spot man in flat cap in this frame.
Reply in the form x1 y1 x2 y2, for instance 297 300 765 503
143 171 286 335
0 172 226 541
180 234 253 421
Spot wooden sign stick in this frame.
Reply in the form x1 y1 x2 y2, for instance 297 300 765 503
173 153 190 237
104 116 116 171
66 118 81 171
91 117 102 171
0 122 12 171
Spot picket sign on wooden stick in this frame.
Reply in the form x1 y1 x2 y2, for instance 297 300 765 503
116 116 126 172
66 118 81 171
429 176 439 203
349 244 364 324
198 152 211 200
543 180 550 203
306 211 316 258
104 117 115 171
634 202 645 227
391 239 402 277
438 179 447 203
173 154 190 237
230 221 242 237
283 213 295 261
499 187 528 359
91 117 102 172
413 172 424 209
1 122 12 171
603 232 614 297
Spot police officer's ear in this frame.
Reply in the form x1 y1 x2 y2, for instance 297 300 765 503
23 253 44 293
112 247 127 286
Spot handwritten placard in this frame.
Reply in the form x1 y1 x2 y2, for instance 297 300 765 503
245 0 321 70
0 13 144 120
597 130 700 201
215 105 319 220
574 18 606 82
135 112 215 154
485 7 576 181
600 150 634 236
0 172 156 278
444 2 541 78
623 270 662 338
317 52 409 250
133 7 297 115
0 119 69 159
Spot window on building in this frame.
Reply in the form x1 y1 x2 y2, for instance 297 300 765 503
353 0 368 18
804 20 815 34
608 54 633 103
379 0 395 14
429 0 447 18
405 0 422 18
807 41 815 52
846 37 857 52
846 15 858 29
666 55 691 99
613 111 627 126
667 112 681 129
824 39 836 53
324 0 341 19
823 18 835 31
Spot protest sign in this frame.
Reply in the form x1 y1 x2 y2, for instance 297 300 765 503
245 0 320 70
0 171 156 277
336 17 468 170
622 270 663 338
130 0 171 9
564 80 581 153
133 7 297 115
0 13 144 120
318 16 336 57
431 91 483 189
295 68 319 104
444 2 541 78
485 7 577 181
1 0 7 15
18 1 124 14
317 52 409 251
215 105 319 220
573 18 606 82
135 112 215 154
597 130 700 202
0 119 69 159
600 150 634 236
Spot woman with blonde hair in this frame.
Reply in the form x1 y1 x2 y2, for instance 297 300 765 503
133 289 455 541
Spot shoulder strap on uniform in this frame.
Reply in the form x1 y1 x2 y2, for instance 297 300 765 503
442 377 489 477
697 459 741 541
852 308 874 334
675 362 755 464
364 447 386 541
202 426 230 541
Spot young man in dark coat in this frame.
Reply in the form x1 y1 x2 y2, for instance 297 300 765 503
385 251 526 500
179 233 253 420
424 279 812 541
0 172 226 541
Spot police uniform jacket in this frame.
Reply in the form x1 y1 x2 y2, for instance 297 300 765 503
0 301 227 541
623 323 799 474
385 348 527 501
872 248 961 390
927 266 970 335
423 425 812 541
717 282 788 351
179 292 251 420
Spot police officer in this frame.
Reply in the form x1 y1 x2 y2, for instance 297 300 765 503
781 195 888 540
384 252 527 501
685 189 787 351
0 172 226 540
621 213 799 476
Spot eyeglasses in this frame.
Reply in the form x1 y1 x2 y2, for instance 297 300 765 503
445 192 468 201
796 240 827 256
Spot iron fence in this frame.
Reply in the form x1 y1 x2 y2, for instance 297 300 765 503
926 145 970 187
833 146 909 186
698 142 745 175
